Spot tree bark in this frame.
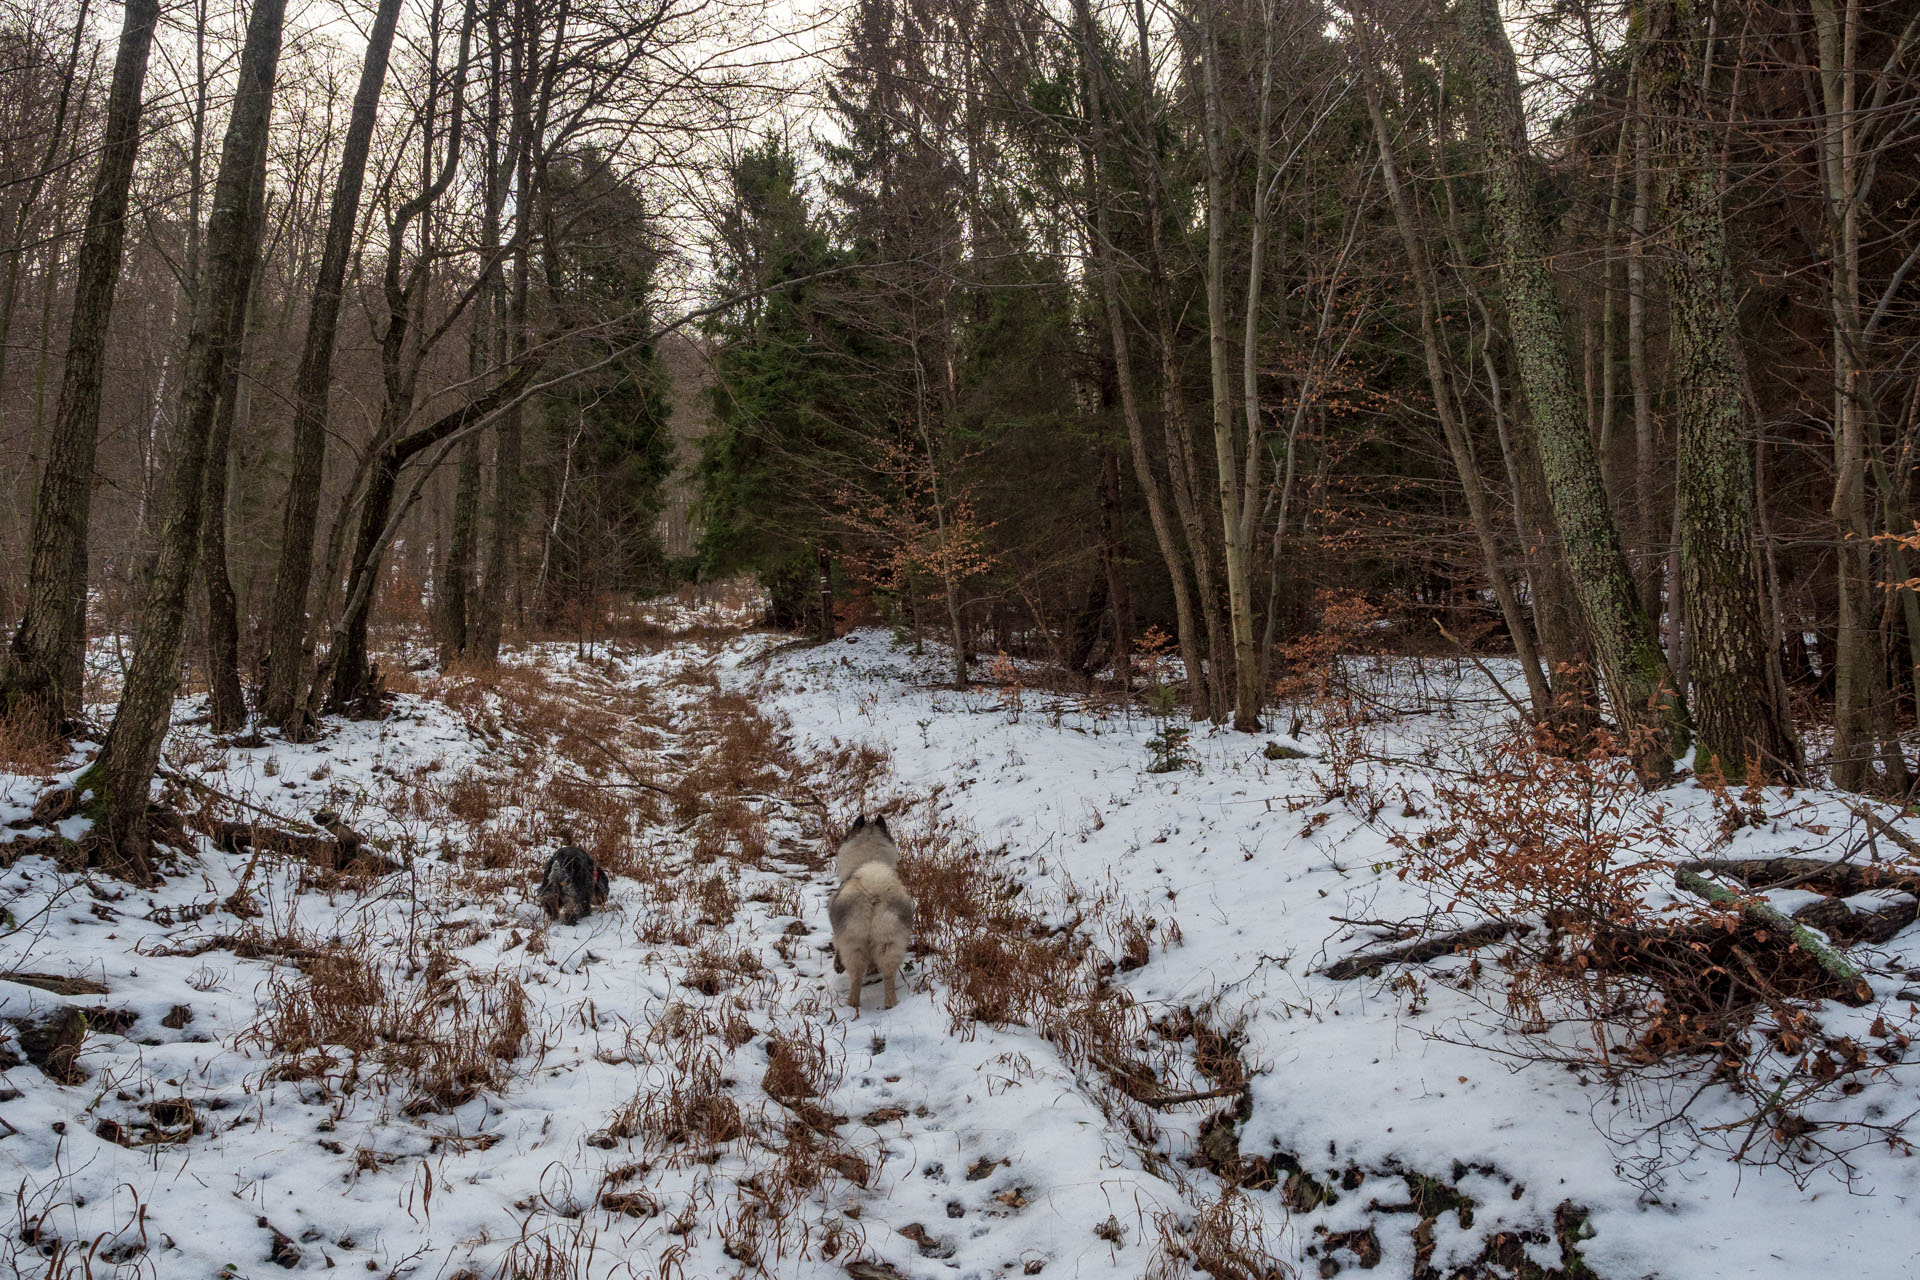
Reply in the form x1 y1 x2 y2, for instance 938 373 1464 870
0 0 91 415
259 0 406 727
1365 73 1552 722
437 436 483 661
1452 0 1688 770
1075 0 1205 713
1627 65 1661 619
1648 1 1801 780
1810 0 1906 791
473 25 536 664
1198 0 1260 732
323 367 534 715
77 0 286 879
818 545 835 642
1100 442 1132 692
201 160 273 734
433 28 504 664
312 2 474 718
3 0 161 733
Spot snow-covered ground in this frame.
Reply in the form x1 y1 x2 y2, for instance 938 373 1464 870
2 616 1916 1278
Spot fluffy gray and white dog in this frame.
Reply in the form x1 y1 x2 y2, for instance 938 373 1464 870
538 846 611 925
827 815 914 1017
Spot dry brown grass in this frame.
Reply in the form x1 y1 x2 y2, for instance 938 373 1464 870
243 938 536 1112
1147 1188 1293 1280
894 817 1196 1151
682 941 764 996
0 703 65 776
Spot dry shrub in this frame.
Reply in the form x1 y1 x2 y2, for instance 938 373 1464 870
1400 722 1897 1175
761 1024 838 1105
602 1035 745 1158
440 772 498 829
691 797 772 865
1274 590 1382 721
244 941 534 1111
534 772 650 859
1406 722 1684 940
746 875 802 918
0 705 64 776
899 822 1187 1124
810 740 892 817
692 869 739 925
487 1215 606 1280
683 941 762 996
1147 1189 1291 1280
1400 722 1745 1068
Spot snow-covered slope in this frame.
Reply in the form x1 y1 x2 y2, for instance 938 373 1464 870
1 624 1914 1279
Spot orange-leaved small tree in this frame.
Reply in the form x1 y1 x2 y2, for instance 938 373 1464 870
834 435 997 687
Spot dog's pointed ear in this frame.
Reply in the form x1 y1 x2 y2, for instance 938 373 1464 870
849 815 866 834
873 815 891 838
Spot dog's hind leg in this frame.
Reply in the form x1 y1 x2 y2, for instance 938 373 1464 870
882 965 897 1010
846 950 867 1018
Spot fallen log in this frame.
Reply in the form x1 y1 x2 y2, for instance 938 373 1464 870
2 1004 139 1083
1792 891 1918 945
1319 920 1526 980
1679 857 1918 896
1674 869 1866 988
200 814 399 874
0 971 108 996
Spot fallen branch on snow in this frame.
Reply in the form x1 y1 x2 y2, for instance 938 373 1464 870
1319 919 1527 980
1673 868 1867 991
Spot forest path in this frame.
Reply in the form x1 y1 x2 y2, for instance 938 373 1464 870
0 622 1233 1280
14 616 1905 1279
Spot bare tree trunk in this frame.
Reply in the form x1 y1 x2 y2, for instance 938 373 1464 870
473 10 536 664
201 161 273 734
1648 1 1801 779
818 545 834 642
1627 65 1661 619
77 0 286 879
2 0 161 733
1596 114 1628 482
1452 0 1688 769
1198 0 1259 731
1100 442 1132 692
474 377 524 660
323 368 533 716
259 0 407 727
434 31 504 663
1128 0 1226 721
315 3 474 718
437 437 483 661
1811 0 1906 791
1435 131 1598 718
1075 0 1205 712
1365 72 1552 721
0 0 91 411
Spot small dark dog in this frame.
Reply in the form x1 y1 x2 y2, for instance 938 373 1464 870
538 846 611 924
